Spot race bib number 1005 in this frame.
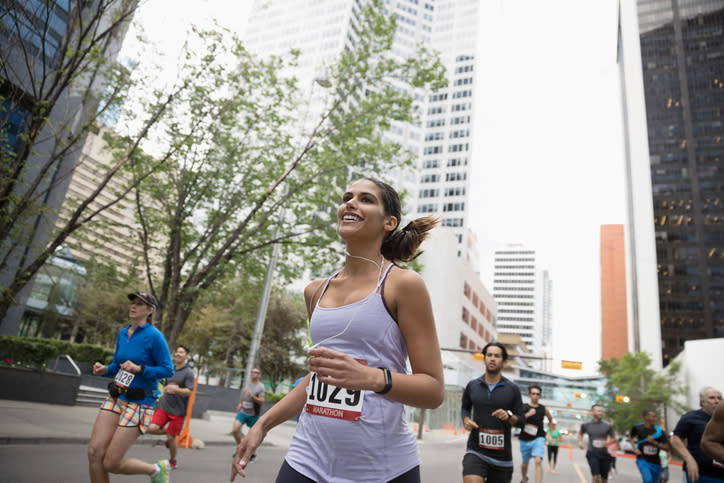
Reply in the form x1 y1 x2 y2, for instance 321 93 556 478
479 429 504 450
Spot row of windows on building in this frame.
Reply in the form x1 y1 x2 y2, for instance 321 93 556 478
425 115 471 128
420 172 468 183
462 310 492 345
417 202 464 213
418 186 466 198
423 143 469 155
463 282 493 321
459 333 487 353
427 103 472 115
420 157 468 169
441 218 464 227
424 129 470 141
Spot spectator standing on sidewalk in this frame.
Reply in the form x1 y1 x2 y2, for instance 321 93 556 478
147 345 195 470
87 291 174 483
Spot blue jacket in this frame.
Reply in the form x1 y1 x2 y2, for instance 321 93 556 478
106 322 173 406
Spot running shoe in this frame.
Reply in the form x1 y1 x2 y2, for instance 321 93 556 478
150 460 170 483
169 459 177 470
249 454 257 464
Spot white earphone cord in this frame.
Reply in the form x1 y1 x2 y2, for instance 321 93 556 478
308 252 385 349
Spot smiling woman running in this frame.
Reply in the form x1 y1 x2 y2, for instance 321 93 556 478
231 177 444 483
87 291 174 483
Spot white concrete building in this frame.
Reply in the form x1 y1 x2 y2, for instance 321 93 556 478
418 228 496 387
665 337 724 426
492 244 542 353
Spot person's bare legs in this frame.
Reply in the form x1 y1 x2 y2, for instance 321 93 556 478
232 419 243 445
521 460 530 482
533 456 543 483
463 475 484 483
88 410 119 483
168 433 178 462
102 426 157 475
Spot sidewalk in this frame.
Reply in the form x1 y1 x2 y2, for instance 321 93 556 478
0 399 295 448
0 399 464 447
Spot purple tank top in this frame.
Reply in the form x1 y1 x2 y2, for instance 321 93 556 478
284 264 419 482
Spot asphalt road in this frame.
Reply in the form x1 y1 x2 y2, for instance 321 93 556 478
0 441 683 482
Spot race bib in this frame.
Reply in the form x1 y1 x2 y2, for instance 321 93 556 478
643 445 658 455
305 359 367 422
114 369 135 389
241 401 253 409
479 429 504 450
524 423 538 436
592 438 606 449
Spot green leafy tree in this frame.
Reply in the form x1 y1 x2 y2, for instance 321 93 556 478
117 0 446 347
70 259 142 347
0 0 217 326
179 282 307 389
598 351 689 433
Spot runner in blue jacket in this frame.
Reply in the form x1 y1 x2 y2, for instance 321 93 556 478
87 292 174 483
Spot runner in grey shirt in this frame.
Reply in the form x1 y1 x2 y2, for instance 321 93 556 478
578 404 616 483
232 368 265 463
148 345 195 469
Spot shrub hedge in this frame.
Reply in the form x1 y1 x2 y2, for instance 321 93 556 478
0 336 114 368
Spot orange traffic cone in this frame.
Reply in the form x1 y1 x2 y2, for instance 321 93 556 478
176 378 198 449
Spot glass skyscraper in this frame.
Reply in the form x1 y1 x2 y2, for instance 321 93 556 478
635 0 724 364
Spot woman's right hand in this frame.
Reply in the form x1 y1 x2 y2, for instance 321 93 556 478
92 362 107 376
230 425 265 481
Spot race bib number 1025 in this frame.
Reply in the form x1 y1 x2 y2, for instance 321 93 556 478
305 359 367 422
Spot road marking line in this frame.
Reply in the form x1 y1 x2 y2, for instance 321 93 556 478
573 462 587 483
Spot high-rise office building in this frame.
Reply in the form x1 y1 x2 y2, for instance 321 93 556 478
493 244 542 352
0 1 135 334
619 0 723 366
242 0 480 259
600 224 629 360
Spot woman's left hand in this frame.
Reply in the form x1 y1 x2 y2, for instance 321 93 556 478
119 360 142 373
307 346 377 391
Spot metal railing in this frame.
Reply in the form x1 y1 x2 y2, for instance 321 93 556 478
51 354 81 376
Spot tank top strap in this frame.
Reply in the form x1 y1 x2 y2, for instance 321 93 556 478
377 262 395 294
314 270 340 310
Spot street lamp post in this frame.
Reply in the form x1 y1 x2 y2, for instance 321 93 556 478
241 208 285 393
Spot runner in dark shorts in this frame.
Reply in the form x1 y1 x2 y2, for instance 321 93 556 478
578 404 616 483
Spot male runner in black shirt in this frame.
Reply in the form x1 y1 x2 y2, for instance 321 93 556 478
629 409 668 483
461 342 526 483
519 385 555 483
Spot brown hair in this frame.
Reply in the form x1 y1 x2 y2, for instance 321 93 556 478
361 177 439 263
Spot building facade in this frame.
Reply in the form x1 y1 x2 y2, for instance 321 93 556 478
600 224 629 360
492 244 542 352
619 0 723 366
0 1 134 335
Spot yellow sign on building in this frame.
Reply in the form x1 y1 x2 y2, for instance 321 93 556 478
561 360 583 370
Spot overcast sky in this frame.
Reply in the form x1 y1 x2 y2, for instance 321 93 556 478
471 0 625 376
130 0 625 376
